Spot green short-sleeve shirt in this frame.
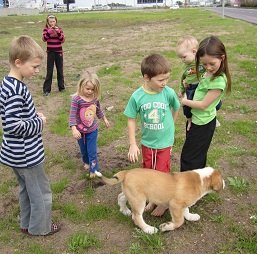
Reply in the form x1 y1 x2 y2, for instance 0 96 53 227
124 86 180 149
179 63 205 93
191 74 227 125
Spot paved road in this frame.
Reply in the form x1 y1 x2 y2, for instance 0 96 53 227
206 7 257 25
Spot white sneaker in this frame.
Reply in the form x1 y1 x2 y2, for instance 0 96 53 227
95 171 102 177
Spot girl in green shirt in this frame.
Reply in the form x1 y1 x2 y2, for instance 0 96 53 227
180 36 231 171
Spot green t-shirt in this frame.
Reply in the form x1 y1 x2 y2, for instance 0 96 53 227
124 86 180 149
179 63 205 93
191 74 227 125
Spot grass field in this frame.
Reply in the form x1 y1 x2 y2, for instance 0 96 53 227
0 8 256 254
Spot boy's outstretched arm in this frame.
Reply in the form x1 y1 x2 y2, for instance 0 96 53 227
172 110 179 123
127 118 140 163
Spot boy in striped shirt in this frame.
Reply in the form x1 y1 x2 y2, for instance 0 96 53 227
0 35 61 236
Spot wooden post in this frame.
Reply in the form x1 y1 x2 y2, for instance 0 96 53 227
66 1 69 12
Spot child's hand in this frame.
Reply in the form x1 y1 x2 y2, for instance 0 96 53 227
178 91 183 98
37 112 46 124
51 28 58 37
48 28 57 37
182 80 189 89
71 126 81 140
128 144 140 163
37 112 44 117
180 93 188 105
55 27 60 34
48 28 54 34
103 117 110 128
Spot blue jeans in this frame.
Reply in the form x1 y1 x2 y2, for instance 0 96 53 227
78 129 99 173
12 163 52 235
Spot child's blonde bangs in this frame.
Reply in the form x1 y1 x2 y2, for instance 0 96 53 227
77 72 101 99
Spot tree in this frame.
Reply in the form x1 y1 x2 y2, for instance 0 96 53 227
63 0 75 12
3 0 9 7
240 0 257 7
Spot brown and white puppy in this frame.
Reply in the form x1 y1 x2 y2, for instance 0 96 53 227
101 167 225 234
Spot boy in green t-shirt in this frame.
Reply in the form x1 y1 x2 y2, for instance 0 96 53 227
124 54 180 216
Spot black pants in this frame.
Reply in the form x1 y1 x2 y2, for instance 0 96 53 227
180 117 216 171
43 51 65 93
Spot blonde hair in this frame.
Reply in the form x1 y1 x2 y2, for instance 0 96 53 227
176 35 199 53
9 35 44 65
76 71 101 99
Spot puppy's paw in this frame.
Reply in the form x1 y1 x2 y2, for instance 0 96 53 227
143 225 158 234
159 222 175 232
120 207 131 216
184 208 200 221
185 213 200 221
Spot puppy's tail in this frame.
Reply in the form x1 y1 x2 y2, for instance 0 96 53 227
101 170 127 186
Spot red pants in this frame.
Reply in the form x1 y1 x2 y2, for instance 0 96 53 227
141 145 172 173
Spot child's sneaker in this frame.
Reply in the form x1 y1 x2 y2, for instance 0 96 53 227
20 222 61 236
89 171 102 178
95 171 102 177
44 222 62 236
21 228 30 235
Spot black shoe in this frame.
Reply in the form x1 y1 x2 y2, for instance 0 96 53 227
43 92 49 96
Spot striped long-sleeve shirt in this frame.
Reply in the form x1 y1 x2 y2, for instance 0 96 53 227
69 95 105 134
0 76 45 168
42 26 65 52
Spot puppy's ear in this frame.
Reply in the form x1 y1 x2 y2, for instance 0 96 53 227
211 170 224 192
